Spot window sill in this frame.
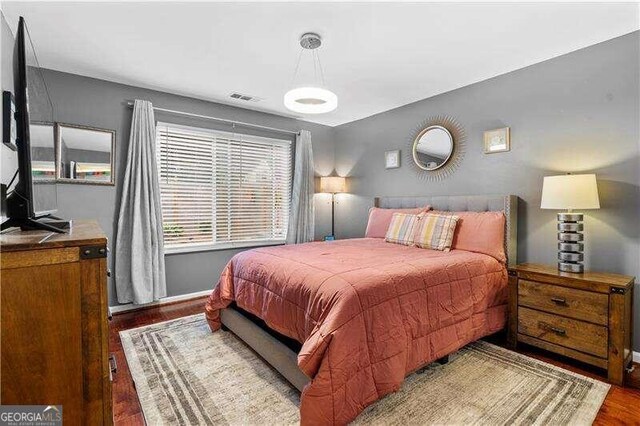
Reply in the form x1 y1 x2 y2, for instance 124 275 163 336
164 240 285 255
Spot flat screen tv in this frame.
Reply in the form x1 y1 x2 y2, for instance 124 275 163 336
2 16 67 232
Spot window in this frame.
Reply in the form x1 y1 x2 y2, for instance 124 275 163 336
156 122 292 253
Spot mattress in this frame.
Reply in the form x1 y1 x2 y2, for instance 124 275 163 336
205 238 508 425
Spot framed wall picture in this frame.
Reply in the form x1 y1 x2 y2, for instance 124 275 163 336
484 127 510 154
385 150 400 169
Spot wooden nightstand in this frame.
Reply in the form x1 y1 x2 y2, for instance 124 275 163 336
508 263 635 386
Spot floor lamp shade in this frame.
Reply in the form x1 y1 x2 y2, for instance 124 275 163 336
320 176 347 240
541 174 600 273
320 176 346 194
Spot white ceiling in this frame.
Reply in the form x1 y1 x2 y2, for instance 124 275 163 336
2 2 638 127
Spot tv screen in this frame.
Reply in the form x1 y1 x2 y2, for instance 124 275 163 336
22 21 57 215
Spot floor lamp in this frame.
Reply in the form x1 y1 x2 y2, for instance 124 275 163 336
320 176 347 240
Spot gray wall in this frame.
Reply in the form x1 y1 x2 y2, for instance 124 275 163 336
334 32 640 350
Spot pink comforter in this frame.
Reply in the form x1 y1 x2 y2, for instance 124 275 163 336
205 238 507 425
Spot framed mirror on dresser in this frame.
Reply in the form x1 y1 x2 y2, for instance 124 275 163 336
56 123 115 185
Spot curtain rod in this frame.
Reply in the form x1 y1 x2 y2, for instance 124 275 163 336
126 101 300 136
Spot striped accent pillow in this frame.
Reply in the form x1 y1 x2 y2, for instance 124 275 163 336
385 213 421 245
413 213 460 251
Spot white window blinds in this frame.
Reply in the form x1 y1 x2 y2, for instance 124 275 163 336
156 122 292 252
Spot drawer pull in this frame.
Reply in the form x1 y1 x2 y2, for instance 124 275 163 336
550 297 567 305
539 321 567 336
109 354 117 374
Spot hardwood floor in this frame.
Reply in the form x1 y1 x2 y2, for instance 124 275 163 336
110 298 640 425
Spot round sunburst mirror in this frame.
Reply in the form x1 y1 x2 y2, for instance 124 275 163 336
412 125 454 171
408 116 466 181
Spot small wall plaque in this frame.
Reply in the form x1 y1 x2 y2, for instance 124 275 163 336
385 150 400 169
484 127 510 154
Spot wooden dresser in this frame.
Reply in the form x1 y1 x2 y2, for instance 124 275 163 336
508 263 634 386
1 220 113 424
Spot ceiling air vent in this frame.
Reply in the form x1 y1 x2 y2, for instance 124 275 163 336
229 92 262 102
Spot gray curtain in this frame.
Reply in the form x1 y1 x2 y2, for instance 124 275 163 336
287 130 315 244
115 100 167 304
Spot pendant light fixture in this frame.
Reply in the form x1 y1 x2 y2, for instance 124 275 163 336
284 33 337 114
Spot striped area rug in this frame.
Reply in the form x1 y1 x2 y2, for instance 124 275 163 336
120 314 609 425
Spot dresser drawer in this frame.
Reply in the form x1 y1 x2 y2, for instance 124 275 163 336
518 280 608 325
518 307 608 358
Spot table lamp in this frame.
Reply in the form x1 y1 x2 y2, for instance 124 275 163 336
540 173 600 273
320 176 346 240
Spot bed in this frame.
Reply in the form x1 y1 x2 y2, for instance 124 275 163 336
205 194 518 425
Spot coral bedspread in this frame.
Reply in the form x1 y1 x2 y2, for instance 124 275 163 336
205 238 507 425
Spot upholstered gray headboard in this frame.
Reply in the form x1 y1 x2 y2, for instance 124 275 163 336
374 195 518 267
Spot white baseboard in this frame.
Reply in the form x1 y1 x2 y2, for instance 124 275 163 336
109 290 211 314
634 351 640 364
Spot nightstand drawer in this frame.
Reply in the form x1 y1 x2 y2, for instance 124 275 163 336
518 280 608 325
518 307 608 358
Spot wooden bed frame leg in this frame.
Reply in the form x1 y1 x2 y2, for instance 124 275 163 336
436 355 449 365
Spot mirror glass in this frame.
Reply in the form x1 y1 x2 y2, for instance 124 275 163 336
57 124 115 185
30 123 56 183
30 122 59 215
412 126 453 171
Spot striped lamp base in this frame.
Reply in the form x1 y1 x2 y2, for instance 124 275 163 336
557 212 584 273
